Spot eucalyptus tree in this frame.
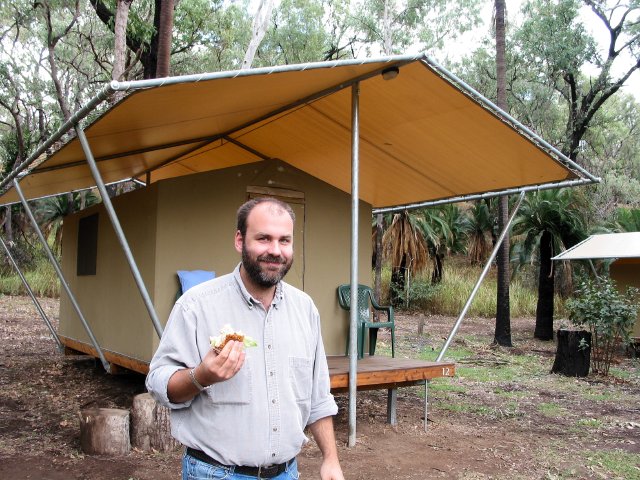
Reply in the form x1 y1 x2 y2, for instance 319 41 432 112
512 188 589 340
1 0 59 241
581 93 640 221
88 0 238 78
516 0 640 162
353 0 482 56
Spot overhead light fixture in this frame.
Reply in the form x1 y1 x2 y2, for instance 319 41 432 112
381 66 400 81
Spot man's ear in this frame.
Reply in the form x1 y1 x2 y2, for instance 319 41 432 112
234 231 243 254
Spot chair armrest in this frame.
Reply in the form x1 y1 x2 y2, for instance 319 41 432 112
367 290 394 323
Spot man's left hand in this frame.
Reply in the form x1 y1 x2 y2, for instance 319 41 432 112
320 458 345 480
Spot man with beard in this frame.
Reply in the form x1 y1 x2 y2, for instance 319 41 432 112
146 198 344 480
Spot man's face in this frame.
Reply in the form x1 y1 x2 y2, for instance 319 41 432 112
235 202 294 288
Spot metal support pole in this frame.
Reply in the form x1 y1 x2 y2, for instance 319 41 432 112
424 381 429 432
13 179 110 372
0 235 63 351
387 388 397 425
436 192 525 362
74 125 163 338
348 82 360 448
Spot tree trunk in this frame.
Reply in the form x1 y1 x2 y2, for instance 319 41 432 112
551 329 591 377
374 213 383 321
79 408 131 455
431 252 443 284
242 0 275 69
113 0 133 81
493 0 512 347
535 230 555 340
155 0 174 78
390 256 406 308
141 0 162 79
4 206 13 243
131 393 179 452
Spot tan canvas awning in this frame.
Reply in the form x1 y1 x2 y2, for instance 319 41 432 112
0 54 593 207
552 232 640 261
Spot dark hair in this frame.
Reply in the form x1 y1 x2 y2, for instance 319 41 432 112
236 197 296 237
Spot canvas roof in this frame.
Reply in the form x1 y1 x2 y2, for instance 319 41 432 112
0 54 590 207
552 232 640 261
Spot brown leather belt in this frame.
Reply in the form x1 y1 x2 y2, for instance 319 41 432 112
186 447 294 478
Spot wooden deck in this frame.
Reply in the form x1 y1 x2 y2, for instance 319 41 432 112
328 355 455 391
327 355 456 429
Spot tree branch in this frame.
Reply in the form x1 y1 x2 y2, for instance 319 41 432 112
88 0 146 54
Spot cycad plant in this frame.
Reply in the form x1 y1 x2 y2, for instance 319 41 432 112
382 211 429 307
512 188 588 340
34 191 99 254
419 204 471 283
468 200 493 265
614 207 640 232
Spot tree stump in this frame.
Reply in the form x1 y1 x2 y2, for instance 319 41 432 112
551 329 591 377
79 408 130 455
131 393 179 452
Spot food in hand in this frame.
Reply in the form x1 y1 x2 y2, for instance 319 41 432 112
210 324 258 353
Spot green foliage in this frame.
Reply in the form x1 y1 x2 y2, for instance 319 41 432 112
537 402 565 417
392 275 440 310
586 450 640 480
377 262 551 317
256 0 331 65
566 277 640 375
0 256 60 297
614 207 640 233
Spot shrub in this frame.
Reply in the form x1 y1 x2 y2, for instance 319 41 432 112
566 277 639 376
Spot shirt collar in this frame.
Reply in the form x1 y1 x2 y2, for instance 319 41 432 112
233 263 284 308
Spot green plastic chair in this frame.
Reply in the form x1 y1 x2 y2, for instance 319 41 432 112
337 284 395 359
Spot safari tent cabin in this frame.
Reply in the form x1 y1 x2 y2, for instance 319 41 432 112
0 55 597 379
552 232 640 338
58 159 371 372
611 258 640 337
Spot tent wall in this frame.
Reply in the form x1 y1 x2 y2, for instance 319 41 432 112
59 186 159 362
151 159 372 356
610 258 640 337
59 159 371 365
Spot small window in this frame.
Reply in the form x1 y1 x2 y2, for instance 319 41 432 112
77 214 99 276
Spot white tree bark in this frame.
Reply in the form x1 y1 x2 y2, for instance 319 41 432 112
242 0 275 69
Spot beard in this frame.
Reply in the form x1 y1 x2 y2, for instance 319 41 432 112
242 245 293 288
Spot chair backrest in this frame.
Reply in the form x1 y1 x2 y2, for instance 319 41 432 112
337 284 372 322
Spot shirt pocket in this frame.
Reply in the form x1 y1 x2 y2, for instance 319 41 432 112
205 359 252 405
288 356 313 402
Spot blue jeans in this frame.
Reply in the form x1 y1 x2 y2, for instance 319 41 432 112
182 452 300 480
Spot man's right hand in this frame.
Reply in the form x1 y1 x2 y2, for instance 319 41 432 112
197 340 246 386
166 341 245 403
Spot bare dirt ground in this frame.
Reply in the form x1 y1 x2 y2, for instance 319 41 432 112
0 295 638 479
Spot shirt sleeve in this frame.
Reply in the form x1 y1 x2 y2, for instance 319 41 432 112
307 305 338 425
145 301 201 409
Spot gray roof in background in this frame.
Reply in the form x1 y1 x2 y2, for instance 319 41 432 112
552 232 640 261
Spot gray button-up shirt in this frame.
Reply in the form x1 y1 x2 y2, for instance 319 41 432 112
146 264 338 467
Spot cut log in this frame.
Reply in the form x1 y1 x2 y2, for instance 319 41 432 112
131 393 179 452
79 408 130 455
551 329 591 377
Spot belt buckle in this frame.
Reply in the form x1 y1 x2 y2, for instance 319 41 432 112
257 464 277 478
